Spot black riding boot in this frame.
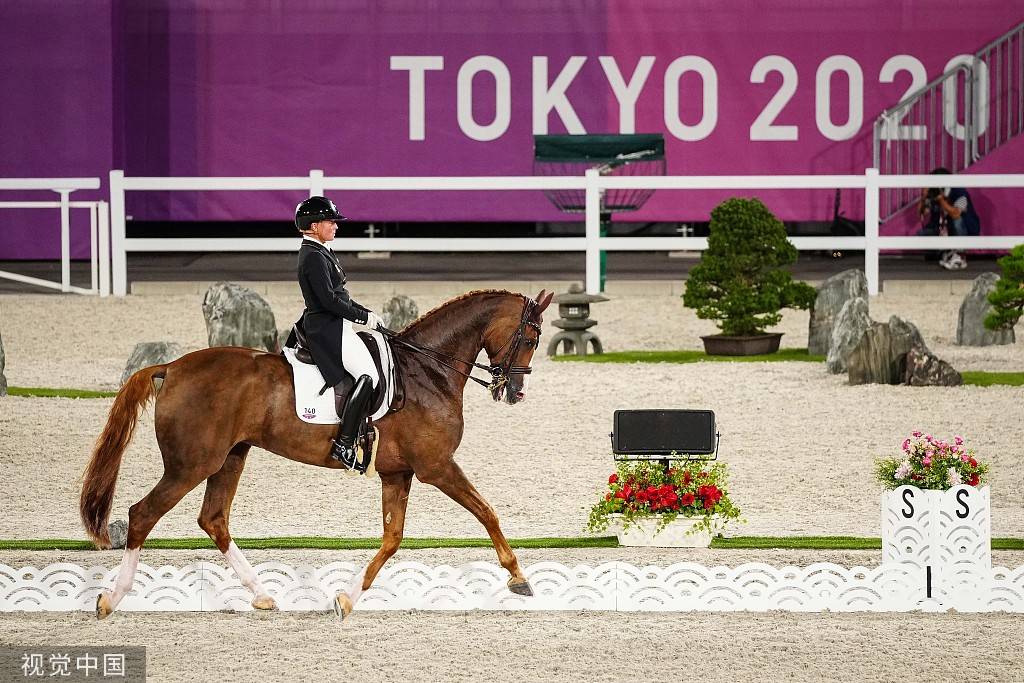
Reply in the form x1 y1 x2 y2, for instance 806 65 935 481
330 375 374 471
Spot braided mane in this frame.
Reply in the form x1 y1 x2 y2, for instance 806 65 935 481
398 289 525 337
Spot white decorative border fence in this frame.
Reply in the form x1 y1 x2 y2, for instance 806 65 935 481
3 561 1022 613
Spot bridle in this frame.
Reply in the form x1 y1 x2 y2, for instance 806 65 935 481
380 296 542 395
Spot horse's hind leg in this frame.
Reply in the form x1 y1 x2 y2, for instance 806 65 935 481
96 469 212 619
335 471 413 620
422 462 532 596
196 444 276 610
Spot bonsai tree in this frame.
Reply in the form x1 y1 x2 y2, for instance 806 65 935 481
985 244 1024 331
683 197 816 336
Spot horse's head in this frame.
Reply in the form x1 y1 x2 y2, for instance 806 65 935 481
482 289 554 404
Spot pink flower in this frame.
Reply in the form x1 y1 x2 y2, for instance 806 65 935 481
902 439 911 452
912 431 922 438
954 435 964 445
961 453 970 462
923 456 932 467
925 434 933 442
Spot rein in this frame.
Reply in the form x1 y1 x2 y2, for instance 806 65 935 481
379 297 542 394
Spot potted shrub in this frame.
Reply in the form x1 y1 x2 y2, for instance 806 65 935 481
985 243 1024 332
683 197 817 355
587 460 742 547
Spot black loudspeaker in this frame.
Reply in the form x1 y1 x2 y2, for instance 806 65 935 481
611 409 717 458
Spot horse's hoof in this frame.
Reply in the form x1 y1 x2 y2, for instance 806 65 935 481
334 594 353 621
508 579 534 597
251 594 277 611
95 591 114 620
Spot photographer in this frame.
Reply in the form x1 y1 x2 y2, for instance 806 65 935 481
917 167 981 270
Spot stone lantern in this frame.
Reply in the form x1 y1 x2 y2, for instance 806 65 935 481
546 283 609 356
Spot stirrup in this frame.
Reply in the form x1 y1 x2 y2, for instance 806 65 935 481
330 430 373 474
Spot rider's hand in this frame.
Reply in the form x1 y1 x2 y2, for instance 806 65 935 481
364 311 384 329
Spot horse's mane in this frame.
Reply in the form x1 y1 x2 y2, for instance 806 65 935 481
398 289 525 337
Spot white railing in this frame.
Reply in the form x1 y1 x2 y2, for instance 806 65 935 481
0 178 108 295
107 169 1024 297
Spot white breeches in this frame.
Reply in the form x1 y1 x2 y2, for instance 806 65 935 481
342 319 380 387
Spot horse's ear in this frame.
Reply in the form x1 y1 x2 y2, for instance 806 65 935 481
535 289 554 314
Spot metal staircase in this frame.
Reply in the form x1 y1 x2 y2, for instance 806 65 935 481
873 21 1024 222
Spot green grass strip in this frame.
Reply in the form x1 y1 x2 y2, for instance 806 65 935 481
7 387 117 399
3 535 1022 552
553 348 823 364
961 371 1024 387
0 536 620 552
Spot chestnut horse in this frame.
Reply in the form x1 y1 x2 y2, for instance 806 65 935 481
80 289 553 619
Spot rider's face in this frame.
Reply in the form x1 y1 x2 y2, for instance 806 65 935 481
311 220 339 242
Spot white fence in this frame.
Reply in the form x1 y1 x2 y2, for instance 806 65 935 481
0 178 108 295
108 168 1024 297
6 172 1022 297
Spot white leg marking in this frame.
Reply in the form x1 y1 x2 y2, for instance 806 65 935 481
107 547 141 609
345 565 369 607
225 541 272 601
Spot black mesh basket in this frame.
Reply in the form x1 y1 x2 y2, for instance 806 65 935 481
533 134 666 213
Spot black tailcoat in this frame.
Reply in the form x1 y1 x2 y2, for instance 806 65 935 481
293 239 369 386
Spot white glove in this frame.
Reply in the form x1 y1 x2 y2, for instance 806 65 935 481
364 311 384 329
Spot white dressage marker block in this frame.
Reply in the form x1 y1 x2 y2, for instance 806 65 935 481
881 485 991 570
3 560 1023 613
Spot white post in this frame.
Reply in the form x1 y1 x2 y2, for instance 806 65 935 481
864 168 880 296
110 170 127 296
98 201 110 297
585 168 601 294
57 189 72 292
309 169 324 197
89 202 98 293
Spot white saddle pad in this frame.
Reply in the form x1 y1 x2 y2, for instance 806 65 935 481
283 330 396 425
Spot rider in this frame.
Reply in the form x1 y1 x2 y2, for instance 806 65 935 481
293 196 383 468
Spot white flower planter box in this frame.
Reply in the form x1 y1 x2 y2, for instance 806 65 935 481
608 514 716 548
881 485 991 570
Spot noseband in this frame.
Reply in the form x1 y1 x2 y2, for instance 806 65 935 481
382 296 542 394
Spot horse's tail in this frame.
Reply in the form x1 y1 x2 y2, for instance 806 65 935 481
80 364 166 549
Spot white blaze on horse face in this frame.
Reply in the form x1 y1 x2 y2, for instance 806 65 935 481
225 541 272 600
107 547 142 609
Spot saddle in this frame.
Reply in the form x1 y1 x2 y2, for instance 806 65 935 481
282 323 402 473
286 323 405 423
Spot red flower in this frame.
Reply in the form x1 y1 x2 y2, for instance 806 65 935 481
605 493 612 501
682 471 692 485
969 458 978 468
703 497 716 510
614 489 627 500
608 473 619 485
969 474 980 487
681 492 696 506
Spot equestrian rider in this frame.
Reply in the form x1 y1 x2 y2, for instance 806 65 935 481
292 196 383 467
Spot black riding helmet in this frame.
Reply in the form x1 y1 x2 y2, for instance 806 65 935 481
295 196 347 231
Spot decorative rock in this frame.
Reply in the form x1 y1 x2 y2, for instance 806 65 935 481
808 269 867 355
0 329 7 397
903 347 962 386
201 282 278 352
825 297 871 374
278 328 293 351
121 342 185 386
956 273 1015 346
382 295 419 330
107 519 128 549
847 315 929 385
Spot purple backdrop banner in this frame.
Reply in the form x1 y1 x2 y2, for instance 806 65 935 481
1 0 1022 258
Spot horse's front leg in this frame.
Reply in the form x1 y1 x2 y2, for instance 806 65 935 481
422 461 532 596
334 471 413 620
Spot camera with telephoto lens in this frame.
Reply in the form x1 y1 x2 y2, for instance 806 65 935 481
926 187 942 200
